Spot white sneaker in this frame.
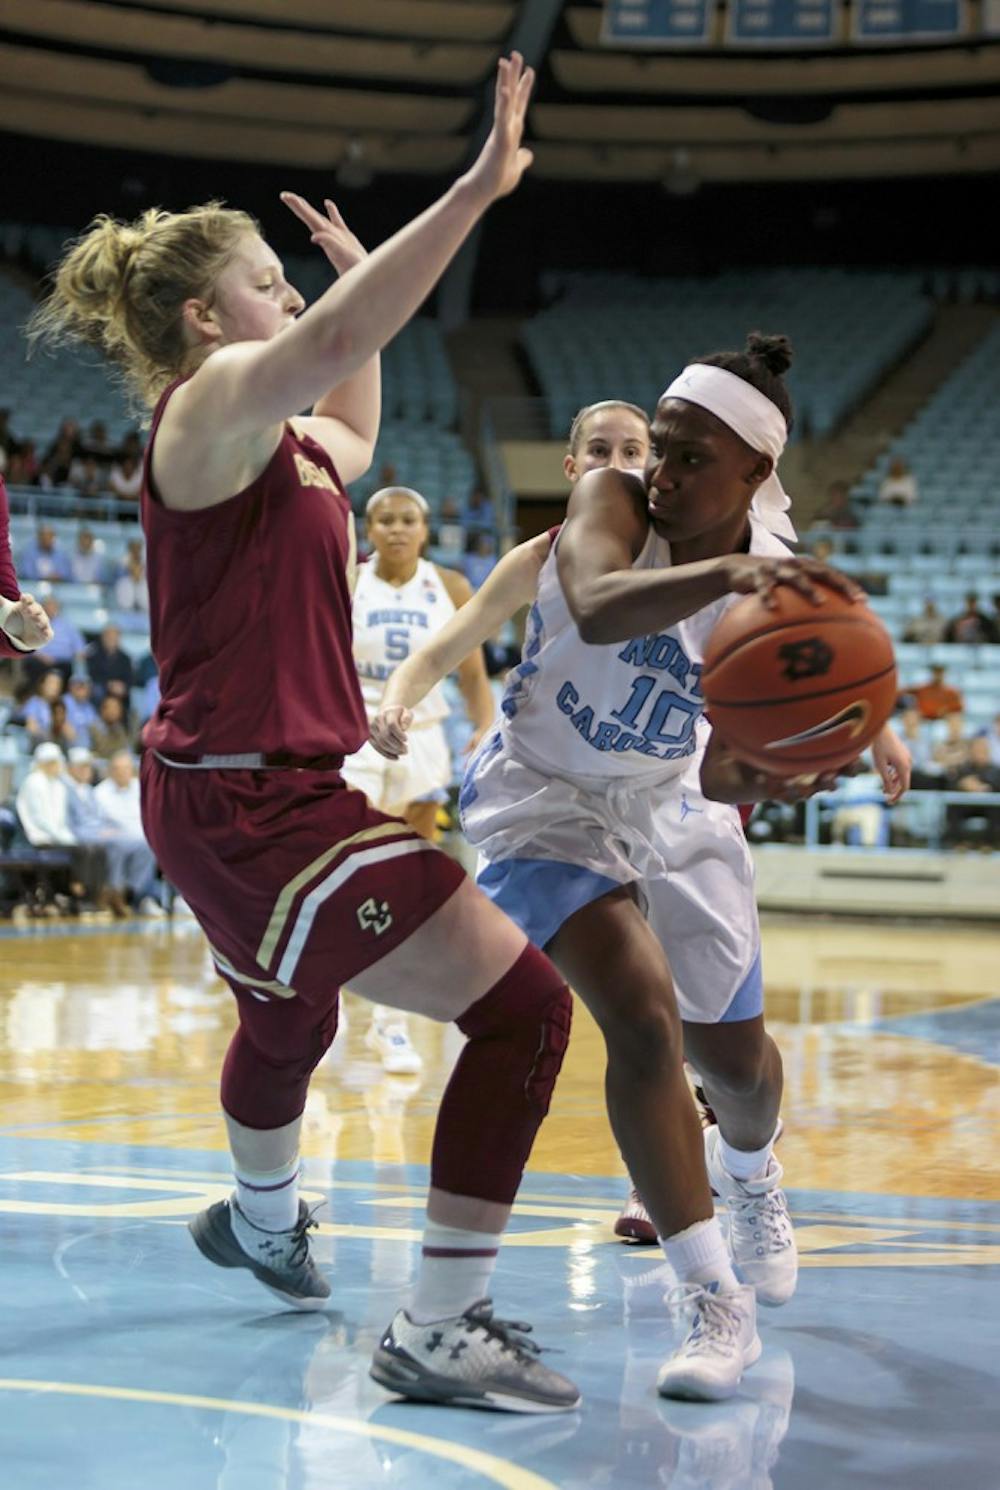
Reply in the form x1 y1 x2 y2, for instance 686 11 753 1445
657 1282 761 1402
371 1299 580 1413
704 1126 798 1307
138 895 167 918
614 1186 657 1244
366 1018 423 1075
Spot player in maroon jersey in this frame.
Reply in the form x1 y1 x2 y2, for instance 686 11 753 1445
28 56 580 1414
0 476 53 656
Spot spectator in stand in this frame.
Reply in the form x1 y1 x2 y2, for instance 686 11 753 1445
943 734 1000 848
90 693 132 759
80 419 115 471
134 648 159 724
878 456 918 508
903 599 947 645
93 751 165 915
64 747 127 918
64 672 99 747
70 527 108 585
18 523 72 582
0 408 17 466
15 742 108 909
911 663 964 721
436 495 466 557
24 595 86 686
463 487 494 530
6 439 40 486
118 429 144 463
38 428 79 489
22 669 65 743
45 698 78 754
811 479 859 530
113 538 148 613
68 453 106 502
67 747 160 916
989 594 1000 638
895 697 943 788
107 451 143 504
85 622 133 703
462 529 498 590
943 591 999 645
932 712 971 774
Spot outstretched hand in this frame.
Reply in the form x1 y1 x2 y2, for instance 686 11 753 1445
466 52 535 204
872 723 911 804
280 192 367 275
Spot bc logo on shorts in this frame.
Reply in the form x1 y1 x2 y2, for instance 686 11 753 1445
357 896 393 936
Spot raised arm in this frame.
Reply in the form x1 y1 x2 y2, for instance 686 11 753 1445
279 193 380 484
371 532 550 758
167 56 534 471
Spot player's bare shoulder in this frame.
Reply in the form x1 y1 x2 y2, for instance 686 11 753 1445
435 564 474 607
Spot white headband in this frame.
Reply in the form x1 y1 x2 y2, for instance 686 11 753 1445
661 363 797 541
365 486 430 520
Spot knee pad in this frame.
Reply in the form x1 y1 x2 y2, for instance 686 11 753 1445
457 942 572 1116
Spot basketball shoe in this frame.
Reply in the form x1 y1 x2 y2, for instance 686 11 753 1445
657 1282 760 1402
370 1298 581 1413
189 1196 330 1310
366 1013 423 1075
614 1187 658 1244
704 1126 797 1306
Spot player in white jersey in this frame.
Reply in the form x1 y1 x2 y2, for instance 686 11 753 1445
344 485 495 1072
372 334 911 1401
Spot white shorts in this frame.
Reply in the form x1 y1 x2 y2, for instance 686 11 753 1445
342 724 452 816
459 731 761 1025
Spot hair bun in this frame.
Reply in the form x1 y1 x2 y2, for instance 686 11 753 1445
745 331 793 376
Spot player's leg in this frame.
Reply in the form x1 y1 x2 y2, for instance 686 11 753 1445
683 1012 797 1307
188 982 341 1310
544 887 760 1401
347 875 579 1411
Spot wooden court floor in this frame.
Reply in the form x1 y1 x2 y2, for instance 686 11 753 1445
0 910 998 1489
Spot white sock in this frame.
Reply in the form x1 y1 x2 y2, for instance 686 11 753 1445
718 1131 776 1182
233 1155 300 1233
409 1221 501 1324
662 1217 740 1292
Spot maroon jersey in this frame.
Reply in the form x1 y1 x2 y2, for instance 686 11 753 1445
141 383 368 758
0 475 25 660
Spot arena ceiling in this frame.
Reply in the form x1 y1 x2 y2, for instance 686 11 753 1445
1 0 999 185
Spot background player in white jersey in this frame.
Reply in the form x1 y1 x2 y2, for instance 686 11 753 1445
373 333 910 1402
343 484 495 1073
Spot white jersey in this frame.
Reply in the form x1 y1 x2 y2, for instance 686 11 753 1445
352 557 456 725
496 513 791 784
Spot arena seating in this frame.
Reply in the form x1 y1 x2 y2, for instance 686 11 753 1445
523 267 932 439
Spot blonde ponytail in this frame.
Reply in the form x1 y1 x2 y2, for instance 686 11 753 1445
27 202 258 408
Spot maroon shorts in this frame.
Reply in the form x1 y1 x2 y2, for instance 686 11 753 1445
140 754 464 1005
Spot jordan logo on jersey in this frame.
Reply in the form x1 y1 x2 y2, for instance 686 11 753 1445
357 896 393 936
294 452 339 495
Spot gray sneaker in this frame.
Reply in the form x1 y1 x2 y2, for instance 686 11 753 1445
370 1299 581 1413
189 1197 330 1311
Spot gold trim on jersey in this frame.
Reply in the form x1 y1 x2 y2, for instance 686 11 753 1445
256 819 416 968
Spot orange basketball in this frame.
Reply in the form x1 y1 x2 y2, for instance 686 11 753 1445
701 588 897 776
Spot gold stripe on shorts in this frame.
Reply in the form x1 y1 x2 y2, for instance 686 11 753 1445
256 820 414 969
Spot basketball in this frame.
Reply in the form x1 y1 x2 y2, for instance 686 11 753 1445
701 588 898 776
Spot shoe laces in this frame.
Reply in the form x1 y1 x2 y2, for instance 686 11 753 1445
462 1300 549 1364
285 1202 324 1270
664 1284 744 1355
726 1177 792 1250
